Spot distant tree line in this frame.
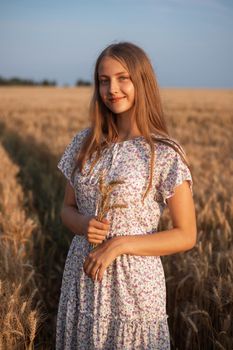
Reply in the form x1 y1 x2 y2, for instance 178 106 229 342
0 75 92 87
76 79 91 86
0 76 57 86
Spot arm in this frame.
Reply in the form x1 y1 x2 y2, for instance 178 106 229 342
114 180 197 257
60 181 110 243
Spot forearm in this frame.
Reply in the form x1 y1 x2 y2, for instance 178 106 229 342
60 205 87 236
115 228 196 257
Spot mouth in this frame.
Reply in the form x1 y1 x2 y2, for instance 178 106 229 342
109 97 126 103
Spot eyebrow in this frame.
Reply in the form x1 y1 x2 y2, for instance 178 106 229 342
98 72 129 78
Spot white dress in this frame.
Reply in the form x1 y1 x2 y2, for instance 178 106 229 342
56 127 193 350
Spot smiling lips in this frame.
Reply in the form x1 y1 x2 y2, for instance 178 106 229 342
109 96 126 103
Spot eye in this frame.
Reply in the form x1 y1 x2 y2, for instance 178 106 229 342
99 79 109 85
119 76 129 81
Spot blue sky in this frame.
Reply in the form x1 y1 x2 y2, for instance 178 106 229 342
0 0 233 87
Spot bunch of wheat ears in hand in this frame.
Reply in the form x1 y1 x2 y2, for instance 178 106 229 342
91 170 128 249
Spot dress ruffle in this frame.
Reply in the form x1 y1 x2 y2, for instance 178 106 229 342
58 310 170 350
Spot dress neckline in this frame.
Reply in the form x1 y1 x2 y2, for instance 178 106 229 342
110 135 145 145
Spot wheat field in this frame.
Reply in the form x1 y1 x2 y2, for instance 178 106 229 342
0 87 232 349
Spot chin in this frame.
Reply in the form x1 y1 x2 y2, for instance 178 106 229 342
113 109 128 114
108 106 133 115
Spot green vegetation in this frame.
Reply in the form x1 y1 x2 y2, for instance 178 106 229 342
0 76 57 86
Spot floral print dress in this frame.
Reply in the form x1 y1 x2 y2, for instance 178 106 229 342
56 127 193 350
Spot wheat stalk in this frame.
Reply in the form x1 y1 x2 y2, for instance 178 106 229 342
91 170 128 249
28 310 37 346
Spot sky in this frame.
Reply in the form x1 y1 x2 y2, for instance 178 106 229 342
0 0 233 88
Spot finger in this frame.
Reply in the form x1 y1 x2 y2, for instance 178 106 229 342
88 233 108 242
95 267 101 282
91 264 102 281
96 265 105 282
84 259 96 277
87 235 107 245
88 218 109 233
94 220 110 231
86 259 101 281
96 229 109 236
83 254 94 272
87 231 108 242
83 258 101 281
89 239 100 243
83 253 101 278
89 227 109 235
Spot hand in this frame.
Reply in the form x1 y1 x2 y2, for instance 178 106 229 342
83 215 110 245
83 237 121 282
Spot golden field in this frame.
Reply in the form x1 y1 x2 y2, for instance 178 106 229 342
0 87 232 349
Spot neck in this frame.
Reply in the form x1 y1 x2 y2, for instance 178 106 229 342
115 111 141 140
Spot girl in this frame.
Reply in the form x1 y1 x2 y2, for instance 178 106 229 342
56 42 197 349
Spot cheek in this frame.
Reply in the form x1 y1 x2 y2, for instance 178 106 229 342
128 86 135 101
98 87 105 101
125 83 135 98
99 86 108 100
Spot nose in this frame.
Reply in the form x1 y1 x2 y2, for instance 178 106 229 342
109 79 119 94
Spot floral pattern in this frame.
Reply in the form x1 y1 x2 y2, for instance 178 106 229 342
56 127 193 349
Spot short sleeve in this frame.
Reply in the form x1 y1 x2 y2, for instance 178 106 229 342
156 145 193 206
57 127 90 187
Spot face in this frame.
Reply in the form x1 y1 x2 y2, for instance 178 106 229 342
98 56 135 115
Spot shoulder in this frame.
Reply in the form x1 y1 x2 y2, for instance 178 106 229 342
59 127 91 159
153 139 193 204
68 127 91 151
73 126 91 143
153 138 191 180
57 127 91 183
154 138 186 164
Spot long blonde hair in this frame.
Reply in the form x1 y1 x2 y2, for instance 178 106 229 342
72 41 191 202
